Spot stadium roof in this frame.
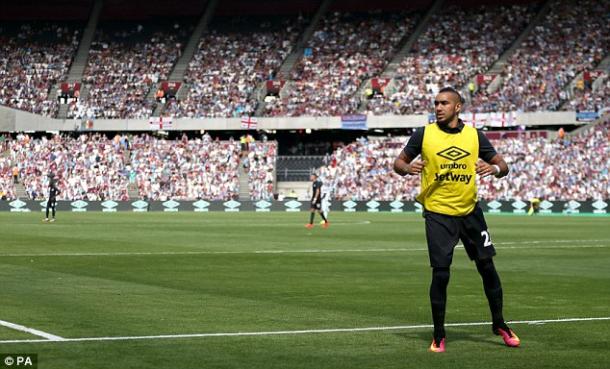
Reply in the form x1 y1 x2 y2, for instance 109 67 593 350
1 0 539 20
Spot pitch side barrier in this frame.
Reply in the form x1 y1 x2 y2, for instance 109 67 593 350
0 199 607 215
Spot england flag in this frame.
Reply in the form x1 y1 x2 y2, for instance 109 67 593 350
149 116 173 130
240 116 258 130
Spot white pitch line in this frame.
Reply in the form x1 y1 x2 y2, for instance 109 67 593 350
0 319 64 341
501 244 608 250
0 317 608 344
0 239 609 257
497 239 609 245
280 220 373 226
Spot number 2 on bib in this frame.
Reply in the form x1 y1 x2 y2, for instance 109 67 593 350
481 230 492 247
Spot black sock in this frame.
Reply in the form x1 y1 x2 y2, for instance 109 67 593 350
309 212 314 224
320 212 327 222
430 267 450 341
476 259 504 327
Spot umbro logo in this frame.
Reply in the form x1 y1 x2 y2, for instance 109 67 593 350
437 146 470 161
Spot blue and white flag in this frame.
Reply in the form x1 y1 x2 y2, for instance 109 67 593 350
341 114 367 130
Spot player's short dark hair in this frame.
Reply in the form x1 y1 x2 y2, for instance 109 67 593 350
438 87 464 104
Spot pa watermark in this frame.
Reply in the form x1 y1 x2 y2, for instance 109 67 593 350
0 354 37 368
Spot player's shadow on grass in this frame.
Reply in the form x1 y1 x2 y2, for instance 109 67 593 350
394 329 505 347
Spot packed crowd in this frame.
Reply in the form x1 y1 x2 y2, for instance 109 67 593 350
69 21 190 119
366 4 534 115
169 17 305 118
478 122 609 200
0 166 15 200
0 23 80 116
318 122 609 202
471 0 609 113
129 134 241 201
0 139 16 200
242 140 276 201
0 124 607 202
318 137 420 201
0 133 279 201
563 72 609 112
6 133 131 201
2 3 608 119
264 11 418 117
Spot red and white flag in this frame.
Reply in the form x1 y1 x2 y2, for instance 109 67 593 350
149 116 173 130
240 116 258 130
488 111 517 127
462 112 516 129
462 112 486 129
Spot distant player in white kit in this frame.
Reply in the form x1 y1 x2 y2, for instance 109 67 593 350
320 177 332 223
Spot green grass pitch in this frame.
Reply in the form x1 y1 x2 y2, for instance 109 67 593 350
0 212 608 369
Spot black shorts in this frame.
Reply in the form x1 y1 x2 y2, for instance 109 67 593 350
423 204 496 268
310 201 321 210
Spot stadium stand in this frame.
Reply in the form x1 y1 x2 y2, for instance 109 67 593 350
478 121 609 201
471 0 610 113
129 134 241 201
0 0 608 204
1 121 605 202
0 131 282 201
316 121 609 202
264 11 419 117
243 140 277 200
366 3 536 115
317 137 419 201
7 132 130 201
167 16 306 118
0 138 16 200
1 0 608 118
563 71 609 113
0 22 80 117
69 20 193 119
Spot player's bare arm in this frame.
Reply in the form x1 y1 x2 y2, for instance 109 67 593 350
394 151 426 176
476 154 509 178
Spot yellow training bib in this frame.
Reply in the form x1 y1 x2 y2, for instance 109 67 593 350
416 123 479 216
